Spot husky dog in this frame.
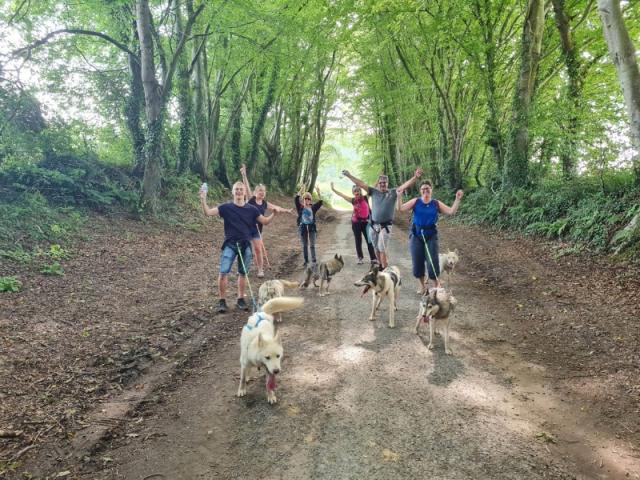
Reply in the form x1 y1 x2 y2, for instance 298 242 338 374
238 296 304 404
354 265 401 328
438 250 459 288
415 288 457 354
299 254 345 297
258 279 299 322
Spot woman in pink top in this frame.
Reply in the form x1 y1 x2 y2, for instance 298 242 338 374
331 182 376 264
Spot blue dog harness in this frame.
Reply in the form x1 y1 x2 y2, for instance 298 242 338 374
244 312 267 331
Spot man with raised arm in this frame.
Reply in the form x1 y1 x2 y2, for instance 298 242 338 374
200 181 277 313
342 167 423 268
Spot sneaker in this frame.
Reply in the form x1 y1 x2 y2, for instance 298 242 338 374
216 299 228 314
357 258 364 264
236 298 249 311
257 269 265 278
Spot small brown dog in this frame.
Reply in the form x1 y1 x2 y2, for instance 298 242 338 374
415 287 457 354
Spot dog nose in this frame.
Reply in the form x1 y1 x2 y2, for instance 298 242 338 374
273 368 280 374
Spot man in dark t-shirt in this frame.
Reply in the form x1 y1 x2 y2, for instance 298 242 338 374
200 181 277 313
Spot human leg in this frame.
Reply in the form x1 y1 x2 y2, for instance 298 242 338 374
252 237 264 277
410 234 427 293
300 226 309 265
352 222 364 262
425 235 441 289
309 231 317 264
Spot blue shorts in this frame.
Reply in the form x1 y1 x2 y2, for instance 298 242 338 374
219 244 253 276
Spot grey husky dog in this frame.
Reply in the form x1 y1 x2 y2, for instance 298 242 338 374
299 254 344 297
415 287 457 354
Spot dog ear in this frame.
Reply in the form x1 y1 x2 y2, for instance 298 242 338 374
257 333 264 348
274 331 281 344
334 253 339 259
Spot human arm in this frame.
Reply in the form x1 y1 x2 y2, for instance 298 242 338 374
257 210 277 226
240 164 251 198
341 169 369 191
437 189 464 215
395 167 423 193
331 182 353 203
199 190 220 216
399 197 418 212
266 200 293 214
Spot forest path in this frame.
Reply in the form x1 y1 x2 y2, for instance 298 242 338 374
84 212 639 480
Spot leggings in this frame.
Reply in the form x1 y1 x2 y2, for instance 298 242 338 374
352 221 376 260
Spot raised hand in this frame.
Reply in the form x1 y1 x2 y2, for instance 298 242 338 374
455 189 464 200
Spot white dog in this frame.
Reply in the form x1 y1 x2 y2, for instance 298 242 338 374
415 287 457 354
238 296 304 404
439 250 459 288
354 265 401 328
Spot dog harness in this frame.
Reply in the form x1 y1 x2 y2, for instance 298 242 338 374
244 312 267 331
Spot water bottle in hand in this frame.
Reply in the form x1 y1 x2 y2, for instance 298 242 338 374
200 182 208 195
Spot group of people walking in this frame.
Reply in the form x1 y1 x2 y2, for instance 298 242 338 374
199 164 463 313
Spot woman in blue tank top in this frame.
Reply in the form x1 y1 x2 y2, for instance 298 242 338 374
399 181 464 294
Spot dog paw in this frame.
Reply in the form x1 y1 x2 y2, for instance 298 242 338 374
267 391 277 404
237 388 247 397
368 316 375 321
427 343 434 350
444 349 452 355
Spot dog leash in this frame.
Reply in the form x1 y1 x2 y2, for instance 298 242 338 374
256 223 271 268
236 242 258 312
421 232 440 288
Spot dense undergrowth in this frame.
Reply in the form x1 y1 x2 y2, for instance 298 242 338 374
460 173 640 259
0 154 220 289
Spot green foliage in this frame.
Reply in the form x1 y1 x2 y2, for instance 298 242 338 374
0 192 84 255
0 276 22 292
463 172 640 253
0 152 137 210
40 262 65 276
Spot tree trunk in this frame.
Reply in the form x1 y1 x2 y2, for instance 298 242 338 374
597 0 640 185
136 0 164 210
176 6 193 175
247 62 278 175
504 0 545 189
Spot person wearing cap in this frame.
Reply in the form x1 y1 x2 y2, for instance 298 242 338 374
342 168 423 268
330 182 376 264
200 181 277 313
294 183 323 268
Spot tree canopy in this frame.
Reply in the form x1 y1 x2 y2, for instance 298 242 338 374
1 0 639 216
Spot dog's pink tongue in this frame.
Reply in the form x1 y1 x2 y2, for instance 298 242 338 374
360 286 370 297
266 373 277 391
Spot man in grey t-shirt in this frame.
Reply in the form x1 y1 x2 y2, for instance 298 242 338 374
342 168 422 268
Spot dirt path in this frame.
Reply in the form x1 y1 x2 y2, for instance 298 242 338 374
77 213 639 480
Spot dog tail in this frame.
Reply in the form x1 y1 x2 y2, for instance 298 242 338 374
279 280 300 289
262 296 304 316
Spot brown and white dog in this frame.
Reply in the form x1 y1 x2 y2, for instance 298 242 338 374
415 287 457 354
354 265 401 328
238 296 304 404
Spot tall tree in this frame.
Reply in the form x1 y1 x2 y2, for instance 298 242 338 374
597 0 640 185
503 0 546 188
